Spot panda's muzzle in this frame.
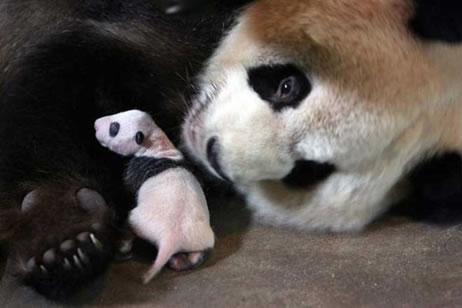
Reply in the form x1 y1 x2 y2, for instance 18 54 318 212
206 137 231 182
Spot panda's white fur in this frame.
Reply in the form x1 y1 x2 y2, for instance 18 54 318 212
183 0 462 231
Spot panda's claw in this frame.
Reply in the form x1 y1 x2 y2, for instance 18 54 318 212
73 255 84 270
63 258 72 270
77 248 89 264
90 233 103 250
16 186 115 299
40 265 48 274
22 230 113 298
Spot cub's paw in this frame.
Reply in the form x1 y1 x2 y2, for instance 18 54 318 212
13 187 116 299
168 249 212 272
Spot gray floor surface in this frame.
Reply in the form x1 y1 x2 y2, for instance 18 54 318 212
1 198 462 307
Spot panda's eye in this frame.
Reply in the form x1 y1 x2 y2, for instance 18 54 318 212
248 64 311 112
278 77 295 99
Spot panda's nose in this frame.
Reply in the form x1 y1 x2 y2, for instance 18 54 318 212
206 137 230 182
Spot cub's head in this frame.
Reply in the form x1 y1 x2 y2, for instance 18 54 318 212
95 110 152 156
182 0 462 230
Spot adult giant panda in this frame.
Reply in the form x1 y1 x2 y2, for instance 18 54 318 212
0 0 461 301
183 0 462 231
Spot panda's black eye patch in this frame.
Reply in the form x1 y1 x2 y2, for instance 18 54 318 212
248 64 311 112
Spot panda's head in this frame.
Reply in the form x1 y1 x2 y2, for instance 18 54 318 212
180 0 462 231
186 0 460 182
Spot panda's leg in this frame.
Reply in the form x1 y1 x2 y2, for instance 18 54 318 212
0 32 141 298
0 98 131 299
0 15 208 296
0 113 131 299
0 112 128 299
0 149 132 299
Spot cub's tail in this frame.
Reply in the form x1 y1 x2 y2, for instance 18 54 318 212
142 241 175 284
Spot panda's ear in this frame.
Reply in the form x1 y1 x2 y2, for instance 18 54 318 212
409 0 462 43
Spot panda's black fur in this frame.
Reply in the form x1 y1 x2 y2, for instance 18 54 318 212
0 0 461 300
410 0 462 43
399 152 462 225
405 0 462 224
0 0 247 299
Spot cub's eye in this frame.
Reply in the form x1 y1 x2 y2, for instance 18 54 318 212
135 131 145 145
248 64 311 111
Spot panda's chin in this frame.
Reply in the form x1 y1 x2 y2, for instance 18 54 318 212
282 160 336 189
212 159 335 188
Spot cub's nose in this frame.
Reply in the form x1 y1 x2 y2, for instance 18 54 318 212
206 137 230 182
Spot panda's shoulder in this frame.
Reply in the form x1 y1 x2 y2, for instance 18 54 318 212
410 0 462 43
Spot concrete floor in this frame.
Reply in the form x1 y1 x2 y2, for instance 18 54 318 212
1 197 462 307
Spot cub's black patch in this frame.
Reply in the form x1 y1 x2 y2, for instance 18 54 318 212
124 157 190 193
248 64 311 112
282 160 335 189
410 0 462 43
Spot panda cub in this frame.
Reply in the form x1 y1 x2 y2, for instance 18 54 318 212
94 110 215 284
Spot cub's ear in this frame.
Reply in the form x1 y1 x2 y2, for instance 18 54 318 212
409 0 462 43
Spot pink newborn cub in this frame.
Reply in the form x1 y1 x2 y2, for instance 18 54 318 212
95 110 215 284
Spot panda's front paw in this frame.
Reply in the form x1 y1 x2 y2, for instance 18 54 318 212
13 187 116 299
23 224 111 299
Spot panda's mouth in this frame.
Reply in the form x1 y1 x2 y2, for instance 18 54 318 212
282 160 336 188
183 103 335 186
206 137 231 182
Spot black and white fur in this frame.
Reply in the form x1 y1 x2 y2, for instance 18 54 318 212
182 0 462 231
1 0 462 300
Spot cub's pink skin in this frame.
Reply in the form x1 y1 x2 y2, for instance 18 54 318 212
94 110 215 283
131 168 215 284
95 110 182 160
